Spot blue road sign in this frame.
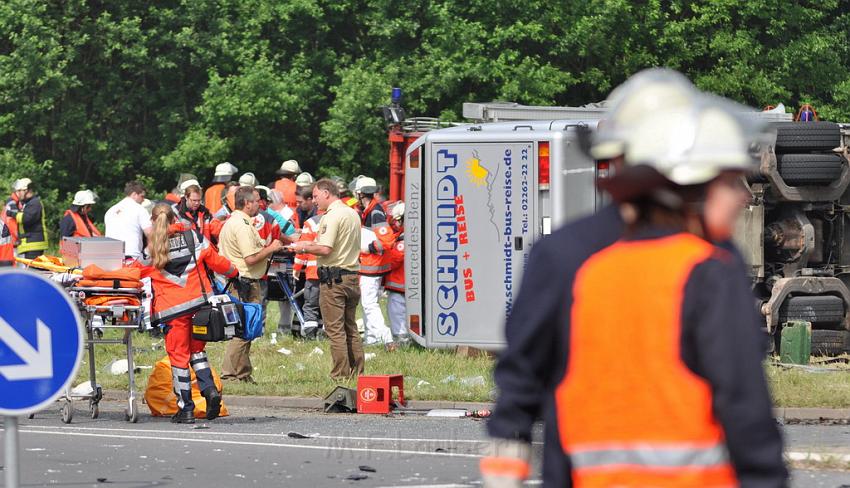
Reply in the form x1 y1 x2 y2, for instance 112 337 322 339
0 269 83 416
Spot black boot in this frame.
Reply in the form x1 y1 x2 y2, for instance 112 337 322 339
171 409 195 424
170 365 195 423
202 386 222 420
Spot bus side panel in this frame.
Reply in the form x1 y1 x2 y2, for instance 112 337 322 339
426 142 535 348
405 143 425 346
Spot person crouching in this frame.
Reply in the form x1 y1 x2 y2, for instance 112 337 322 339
134 203 239 423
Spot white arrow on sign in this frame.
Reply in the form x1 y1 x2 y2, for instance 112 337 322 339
0 317 53 380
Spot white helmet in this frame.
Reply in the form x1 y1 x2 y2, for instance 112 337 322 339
624 101 757 186
348 175 365 193
13 178 32 191
391 202 405 221
213 162 238 183
295 172 314 187
592 68 697 160
238 172 259 187
72 190 96 206
277 159 301 175
355 176 378 194
179 179 200 192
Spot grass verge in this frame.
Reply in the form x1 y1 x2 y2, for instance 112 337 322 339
74 301 850 407
74 303 494 402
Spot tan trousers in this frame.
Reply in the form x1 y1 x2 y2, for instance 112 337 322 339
319 274 365 379
221 279 261 380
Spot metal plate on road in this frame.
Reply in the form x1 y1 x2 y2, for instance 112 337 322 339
0 269 83 416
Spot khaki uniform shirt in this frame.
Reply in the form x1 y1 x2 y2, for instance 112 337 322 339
218 209 267 279
316 199 361 272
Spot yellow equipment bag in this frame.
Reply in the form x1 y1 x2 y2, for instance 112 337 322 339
144 357 229 419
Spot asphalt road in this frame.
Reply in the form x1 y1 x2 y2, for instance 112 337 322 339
1 402 849 487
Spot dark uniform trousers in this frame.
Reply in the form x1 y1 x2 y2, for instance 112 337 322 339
221 279 262 381
319 274 365 379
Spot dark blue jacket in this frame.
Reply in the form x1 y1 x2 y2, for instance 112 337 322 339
487 205 787 487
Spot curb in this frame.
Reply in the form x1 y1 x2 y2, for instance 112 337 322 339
102 389 492 412
774 407 850 422
102 389 850 419
224 395 494 412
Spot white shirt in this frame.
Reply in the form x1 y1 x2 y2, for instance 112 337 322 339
104 197 152 259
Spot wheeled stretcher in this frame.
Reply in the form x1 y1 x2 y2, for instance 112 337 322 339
26 282 146 424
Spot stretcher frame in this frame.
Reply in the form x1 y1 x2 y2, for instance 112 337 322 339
29 285 145 424
266 256 306 325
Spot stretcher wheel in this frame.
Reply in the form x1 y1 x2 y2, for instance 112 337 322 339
125 399 139 423
61 402 73 424
89 400 99 419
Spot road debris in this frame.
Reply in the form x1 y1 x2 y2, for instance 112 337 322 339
426 409 467 418
287 431 320 439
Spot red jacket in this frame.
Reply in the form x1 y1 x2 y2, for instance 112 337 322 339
173 200 222 246
5 193 20 242
254 210 281 245
133 224 237 325
383 231 404 293
0 218 13 266
294 214 320 280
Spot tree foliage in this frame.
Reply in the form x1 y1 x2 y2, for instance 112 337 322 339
0 0 848 232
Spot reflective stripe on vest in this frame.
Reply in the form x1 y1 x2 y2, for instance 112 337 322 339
570 443 730 469
151 295 207 325
384 280 404 292
556 233 736 487
360 263 390 275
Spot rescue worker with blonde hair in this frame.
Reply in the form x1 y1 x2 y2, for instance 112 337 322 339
133 203 238 424
482 84 787 486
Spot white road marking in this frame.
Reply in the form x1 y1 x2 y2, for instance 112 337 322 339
18 424 498 445
786 451 850 463
13 428 484 459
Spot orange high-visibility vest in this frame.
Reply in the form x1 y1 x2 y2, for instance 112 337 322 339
383 232 404 293
204 183 225 214
273 178 298 210
0 220 13 266
556 233 737 488
359 200 394 276
293 215 320 281
64 209 101 237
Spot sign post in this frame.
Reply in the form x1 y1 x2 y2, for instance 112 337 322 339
0 269 84 488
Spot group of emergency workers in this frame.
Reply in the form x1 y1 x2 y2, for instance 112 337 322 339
0 66 788 485
4 159 408 423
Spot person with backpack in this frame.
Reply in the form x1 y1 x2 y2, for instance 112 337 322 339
133 203 239 424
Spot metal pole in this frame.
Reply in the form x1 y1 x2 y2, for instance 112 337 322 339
4 415 20 488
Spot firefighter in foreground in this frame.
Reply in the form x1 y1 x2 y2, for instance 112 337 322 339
134 203 239 423
482 99 787 485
